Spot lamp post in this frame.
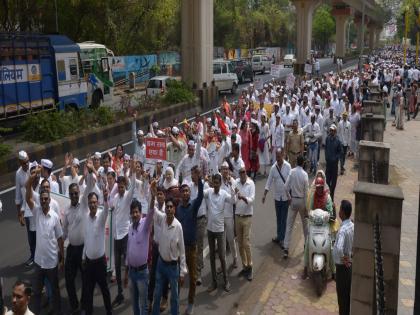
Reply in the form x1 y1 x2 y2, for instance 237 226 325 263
360 0 365 56
54 0 59 32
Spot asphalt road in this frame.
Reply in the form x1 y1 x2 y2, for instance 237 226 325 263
0 56 354 314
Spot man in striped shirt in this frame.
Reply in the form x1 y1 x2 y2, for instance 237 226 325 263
333 200 354 315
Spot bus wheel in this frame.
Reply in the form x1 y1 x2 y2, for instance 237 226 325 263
91 90 103 109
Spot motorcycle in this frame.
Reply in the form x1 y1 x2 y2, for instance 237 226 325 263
307 208 332 296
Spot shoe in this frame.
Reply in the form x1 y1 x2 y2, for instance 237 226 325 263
283 249 289 259
247 267 253 281
160 298 168 312
340 169 345 175
24 258 34 267
272 237 280 244
111 294 124 308
185 303 194 315
232 258 238 269
207 282 217 293
237 268 248 277
224 281 231 292
196 277 202 286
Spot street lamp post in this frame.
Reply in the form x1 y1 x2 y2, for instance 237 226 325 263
54 0 59 32
360 0 365 56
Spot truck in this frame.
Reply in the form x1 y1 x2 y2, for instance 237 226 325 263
0 33 88 120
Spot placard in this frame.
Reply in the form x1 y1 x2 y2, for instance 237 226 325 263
145 137 167 160
270 64 282 78
286 73 295 89
304 63 313 74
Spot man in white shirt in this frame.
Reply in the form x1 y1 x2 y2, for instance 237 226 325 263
337 112 352 175
59 154 83 197
176 138 202 184
282 155 309 259
29 189 64 315
262 149 291 248
270 113 285 163
5 280 35 315
62 182 89 313
220 162 238 269
132 118 146 164
82 191 112 315
228 143 245 179
110 162 136 307
151 182 187 315
15 151 32 266
166 126 187 168
187 166 209 286
40 159 60 194
235 167 256 281
303 114 322 175
204 174 235 293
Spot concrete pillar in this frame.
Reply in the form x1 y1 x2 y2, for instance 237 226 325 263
362 100 384 115
355 20 363 50
181 0 213 89
334 15 349 59
292 0 320 74
351 182 404 315
369 28 375 50
358 140 390 184
361 113 385 142
375 27 382 47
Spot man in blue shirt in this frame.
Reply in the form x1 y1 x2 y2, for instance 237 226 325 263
175 172 204 315
324 124 342 200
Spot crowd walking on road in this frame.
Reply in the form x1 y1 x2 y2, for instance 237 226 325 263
6 46 419 315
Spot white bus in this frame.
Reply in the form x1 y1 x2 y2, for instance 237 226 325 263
77 41 114 107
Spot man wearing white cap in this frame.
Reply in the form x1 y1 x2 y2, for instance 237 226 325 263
59 153 83 197
331 92 340 121
15 150 32 265
166 126 187 168
132 114 146 164
302 114 321 175
270 113 285 163
176 137 203 184
40 159 59 194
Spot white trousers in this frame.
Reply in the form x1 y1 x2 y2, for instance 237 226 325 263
283 198 308 250
224 217 237 260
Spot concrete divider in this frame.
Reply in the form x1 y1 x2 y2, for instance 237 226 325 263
358 140 390 184
361 113 385 142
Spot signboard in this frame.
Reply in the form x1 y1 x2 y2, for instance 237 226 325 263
286 73 295 89
0 64 41 84
270 64 282 78
145 137 167 160
304 63 313 74
254 77 263 90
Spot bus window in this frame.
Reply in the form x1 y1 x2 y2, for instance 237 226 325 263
57 60 66 81
101 57 109 72
222 63 227 74
213 63 221 74
69 58 78 80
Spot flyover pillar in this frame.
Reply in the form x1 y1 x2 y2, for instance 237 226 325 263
292 0 320 74
368 28 375 50
181 0 213 89
332 3 352 59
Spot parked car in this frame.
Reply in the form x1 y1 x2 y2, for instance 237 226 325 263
146 76 176 96
283 54 297 68
213 59 239 94
251 54 272 74
231 58 254 83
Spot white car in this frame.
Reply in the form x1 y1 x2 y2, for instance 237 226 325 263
283 54 296 68
146 76 176 97
251 54 272 74
213 60 239 94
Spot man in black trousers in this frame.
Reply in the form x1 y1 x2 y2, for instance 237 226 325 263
333 200 354 315
324 124 342 200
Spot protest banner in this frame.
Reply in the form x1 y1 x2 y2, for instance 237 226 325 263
145 138 167 160
270 64 282 77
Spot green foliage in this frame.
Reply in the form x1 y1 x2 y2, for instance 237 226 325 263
396 0 420 42
162 80 195 105
94 106 114 126
312 5 336 51
21 107 116 143
0 143 11 159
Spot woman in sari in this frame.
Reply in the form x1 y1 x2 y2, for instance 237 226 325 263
239 120 252 172
249 121 260 180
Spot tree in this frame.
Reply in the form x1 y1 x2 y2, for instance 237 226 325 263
312 4 335 51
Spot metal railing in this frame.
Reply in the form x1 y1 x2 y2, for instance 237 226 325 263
373 214 386 315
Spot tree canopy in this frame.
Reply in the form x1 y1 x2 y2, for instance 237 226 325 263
0 0 342 54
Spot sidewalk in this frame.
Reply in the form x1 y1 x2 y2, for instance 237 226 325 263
236 116 420 315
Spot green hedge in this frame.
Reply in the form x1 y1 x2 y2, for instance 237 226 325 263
162 80 195 105
21 107 116 143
